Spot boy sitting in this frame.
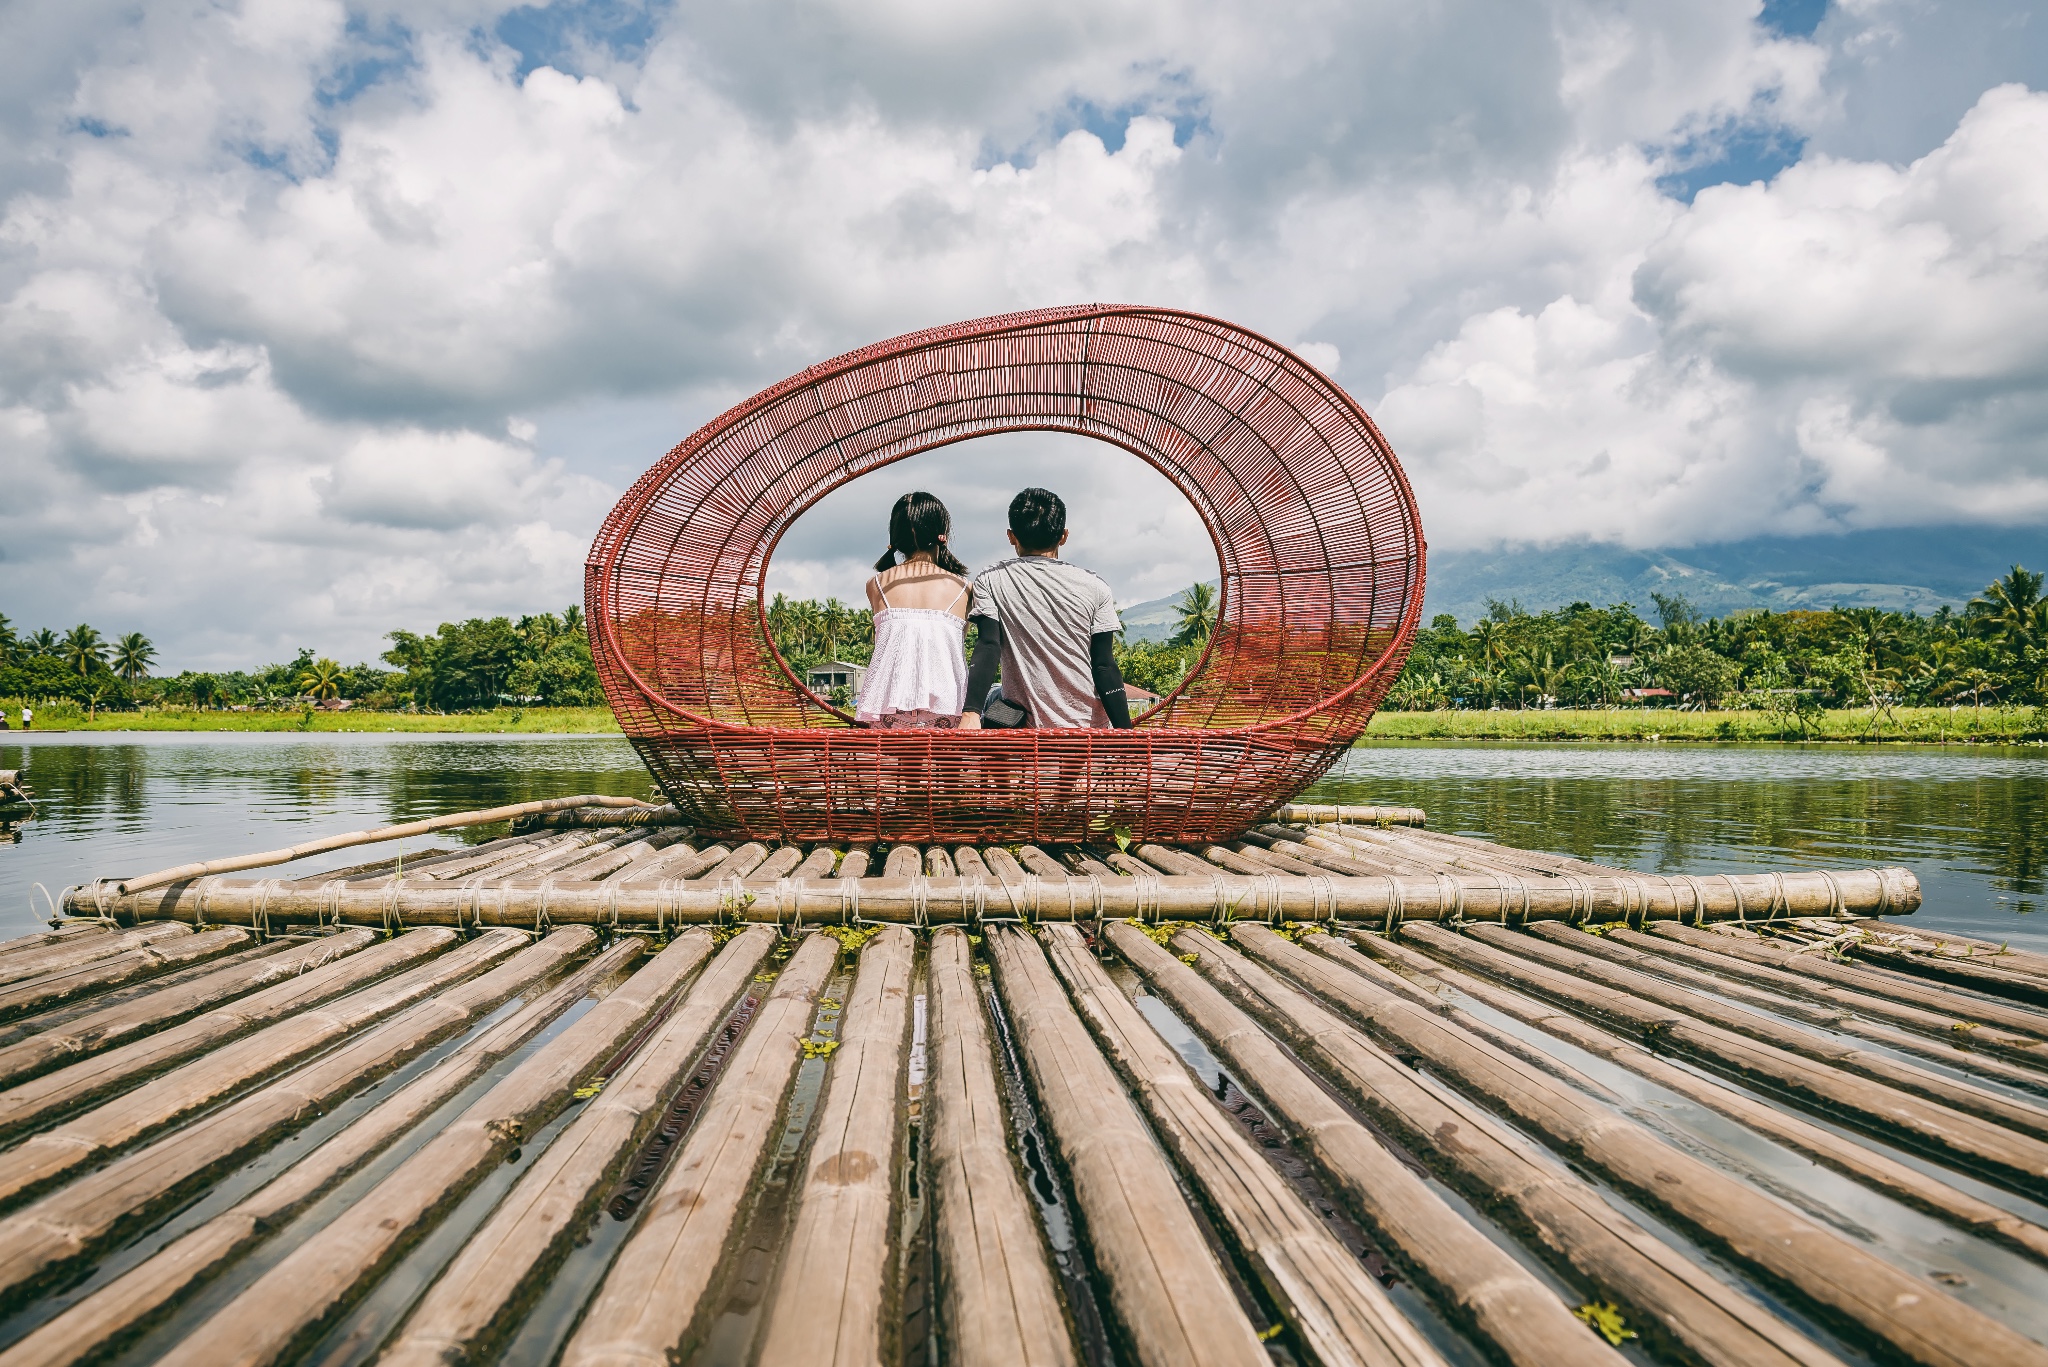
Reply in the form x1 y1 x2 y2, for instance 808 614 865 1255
960 488 1133 730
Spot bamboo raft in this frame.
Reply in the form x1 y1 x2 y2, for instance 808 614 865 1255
0 800 2040 1364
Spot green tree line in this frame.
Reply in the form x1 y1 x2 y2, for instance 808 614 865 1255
1386 566 2048 726
0 608 602 714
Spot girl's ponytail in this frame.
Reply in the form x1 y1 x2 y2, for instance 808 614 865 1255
874 547 898 573
883 491 969 577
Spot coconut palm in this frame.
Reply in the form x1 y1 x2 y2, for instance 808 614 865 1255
820 598 849 659
560 604 585 637
1968 566 2046 653
112 632 156 683
25 628 58 658
62 624 105 678
0 613 14 663
1171 582 1217 648
296 658 344 700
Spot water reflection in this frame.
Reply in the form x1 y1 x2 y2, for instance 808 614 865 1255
1318 742 2048 949
1 733 2044 950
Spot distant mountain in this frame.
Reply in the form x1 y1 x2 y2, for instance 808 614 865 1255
1115 526 2048 634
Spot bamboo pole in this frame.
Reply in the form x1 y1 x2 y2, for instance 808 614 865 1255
559 933 841 1367
1102 922 1603 1367
1270 804 1425 827
1601 924 2048 1072
72 863 1924 929
1176 926 1839 1367
106 795 657 896
0 928 590 1313
0 928 445 1145
1236 925 2048 1367
0 922 191 989
157 929 717 1367
1507 923 2048 1146
0 927 252 1023
378 927 778 1367
1349 929 2048 1269
0 929 527 1210
511 803 686 831
985 925 1269 1367
923 927 1076 1367
758 925 915 1367
1648 922 2048 1039
0 936 652 1367
1044 923 1446 1367
1403 924 2048 1200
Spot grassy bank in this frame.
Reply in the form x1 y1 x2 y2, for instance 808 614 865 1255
1363 706 2048 744
0 703 622 734
6 701 2042 743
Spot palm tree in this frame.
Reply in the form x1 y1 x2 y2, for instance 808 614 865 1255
0 613 14 662
25 628 58 658
821 598 849 659
189 673 223 709
560 604 585 637
62 624 105 679
112 632 156 683
1968 566 2045 652
1171 582 1218 648
788 600 822 659
296 658 344 700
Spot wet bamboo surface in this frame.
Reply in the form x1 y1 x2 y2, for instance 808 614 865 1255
0 813 2039 1364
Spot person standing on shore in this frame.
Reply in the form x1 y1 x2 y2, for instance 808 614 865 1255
19 706 29 730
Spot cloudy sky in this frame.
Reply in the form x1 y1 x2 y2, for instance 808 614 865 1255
3 0 2045 670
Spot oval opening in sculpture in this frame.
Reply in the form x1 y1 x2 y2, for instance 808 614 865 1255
586 305 1425 844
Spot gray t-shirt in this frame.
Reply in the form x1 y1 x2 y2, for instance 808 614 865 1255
970 557 1122 728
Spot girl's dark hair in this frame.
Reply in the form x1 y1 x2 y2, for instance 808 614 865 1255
875 491 968 576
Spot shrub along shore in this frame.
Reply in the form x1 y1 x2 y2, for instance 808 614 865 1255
4 701 2040 743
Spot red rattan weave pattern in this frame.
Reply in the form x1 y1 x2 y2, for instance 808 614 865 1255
586 305 1425 843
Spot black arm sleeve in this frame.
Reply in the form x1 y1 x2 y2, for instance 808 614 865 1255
963 616 1002 711
1091 630 1132 729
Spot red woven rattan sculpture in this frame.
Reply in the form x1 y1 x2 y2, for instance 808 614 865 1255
587 305 1425 844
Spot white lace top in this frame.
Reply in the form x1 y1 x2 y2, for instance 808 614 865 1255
855 576 969 726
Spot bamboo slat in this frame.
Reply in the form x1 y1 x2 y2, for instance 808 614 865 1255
378 927 779 1367
0 937 651 1367
0 930 374 1090
0 928 454 1148
1845 939 2048 1008
108 795 657 895
1589 924 2048 1077
0 928 589 1313
0 939 290 1055
1406 924 2048 1198
1249 926 2048 1367
1042 923 1446 1367
1178 927 1837 1367
558 933 841 1367
985 925 1269 1367
1505 923 2048 1147
0 922 191 989
1648 922 2048 1039
0 929 525 1209
758 925 915 1367
157 929 715 1367
923 928 1076 1367
1350 929 2048 1268
0 926 251 1023
77 863 1923 928
1863 920 2048 981
1104 922 1604 1367
0 924 108 968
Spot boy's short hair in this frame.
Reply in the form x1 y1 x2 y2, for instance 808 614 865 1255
1009 487 1066 553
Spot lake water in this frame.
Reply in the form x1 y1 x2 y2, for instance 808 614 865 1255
2 732 2044 949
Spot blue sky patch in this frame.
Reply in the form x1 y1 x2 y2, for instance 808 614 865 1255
493 0 666 81
1657 121 1807 201
1759 0 1829 39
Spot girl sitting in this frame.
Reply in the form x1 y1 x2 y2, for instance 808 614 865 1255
855 491 970 728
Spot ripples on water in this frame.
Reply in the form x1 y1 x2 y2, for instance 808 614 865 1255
1 733 2043 948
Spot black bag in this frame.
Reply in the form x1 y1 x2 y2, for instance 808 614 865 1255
980 686 1031 729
